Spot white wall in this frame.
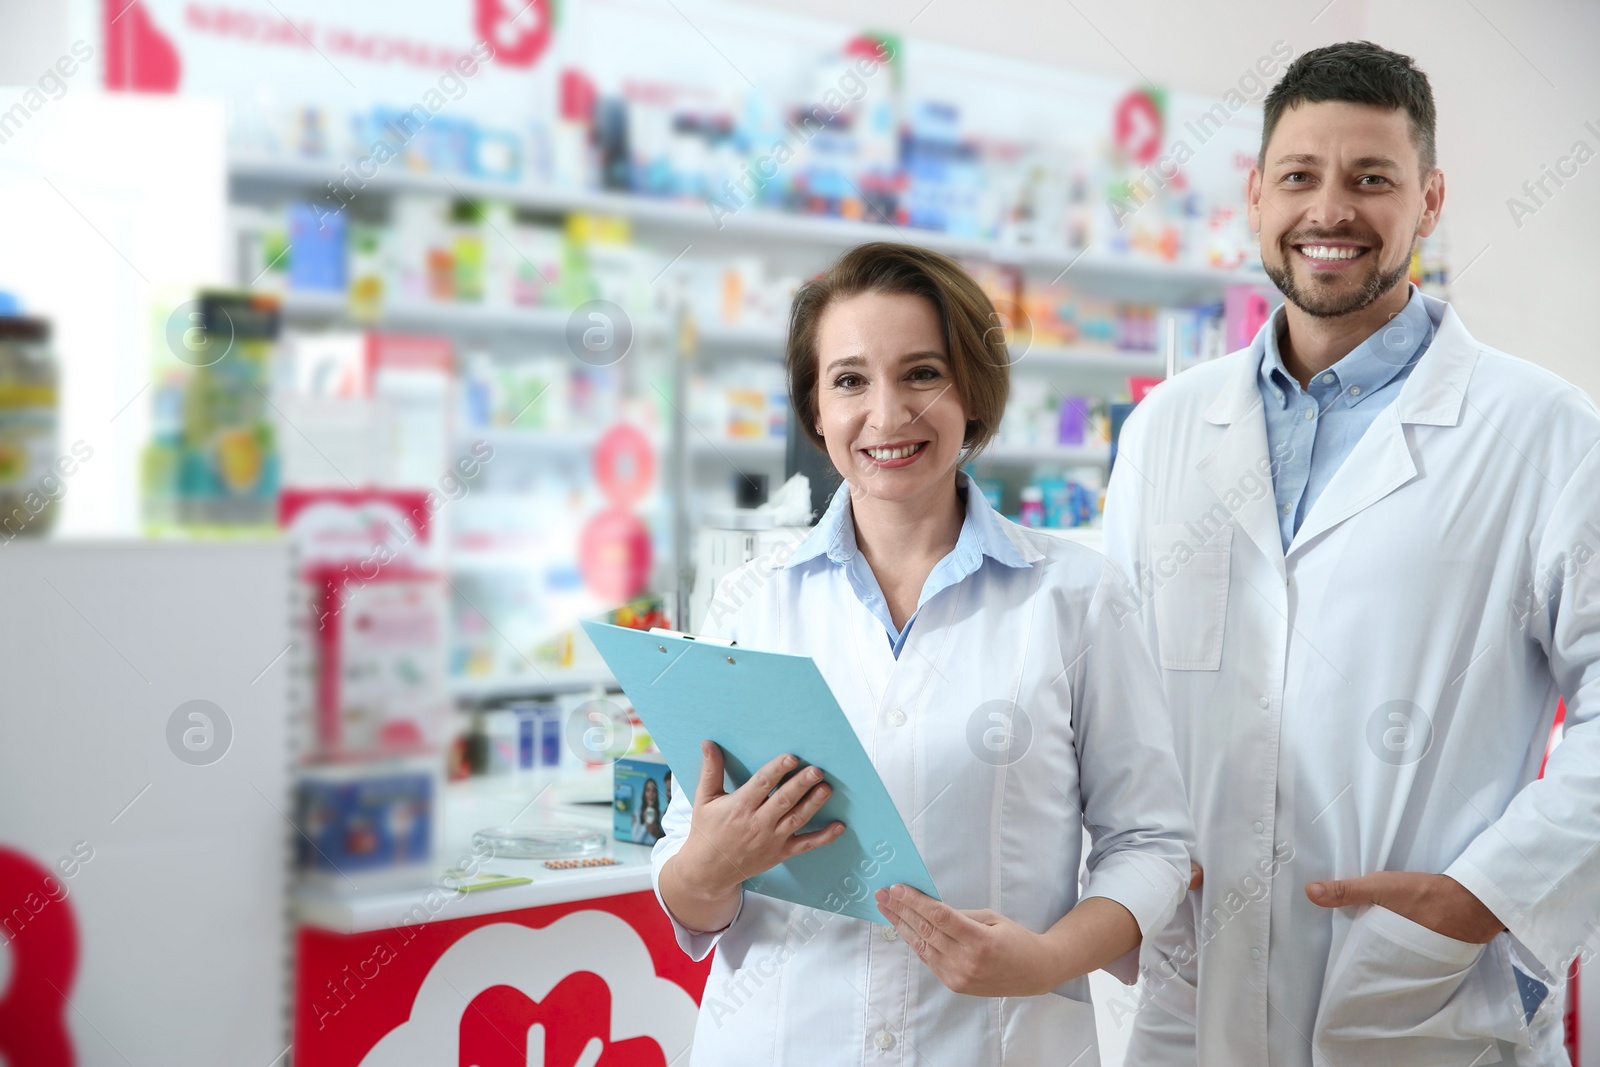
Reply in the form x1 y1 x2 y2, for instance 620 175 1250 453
731 0 1600 401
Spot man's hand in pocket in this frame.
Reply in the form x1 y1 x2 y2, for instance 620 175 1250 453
1306 872 1505 944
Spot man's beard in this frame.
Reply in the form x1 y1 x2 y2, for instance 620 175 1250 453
1263 244 1411 319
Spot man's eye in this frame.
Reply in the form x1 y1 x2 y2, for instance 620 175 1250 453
1283 172 1310 184
1358 175 1390 186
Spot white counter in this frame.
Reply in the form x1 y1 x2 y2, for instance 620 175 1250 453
295 771 658 935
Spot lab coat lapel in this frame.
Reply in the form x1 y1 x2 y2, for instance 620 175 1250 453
1287 299 1478 557
1197 350 1286 579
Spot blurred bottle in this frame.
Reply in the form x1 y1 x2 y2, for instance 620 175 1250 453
0 301 60 538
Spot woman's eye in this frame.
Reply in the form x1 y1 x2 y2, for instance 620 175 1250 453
834 373 864 389
908 366 942 382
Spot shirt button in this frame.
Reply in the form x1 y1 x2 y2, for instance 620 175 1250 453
883 926 899 941
1281 502 1292 514
1303 408 1315 421
1321 374 1334 384
1258 696 1270 709
1251 948 1262 960
887 706 907 727
1253 821 1265 833
1349 385 1362 396
874 1030 895 1051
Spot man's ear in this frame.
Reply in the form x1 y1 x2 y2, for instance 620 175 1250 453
1416 167 1446 239
1246 164 1264 235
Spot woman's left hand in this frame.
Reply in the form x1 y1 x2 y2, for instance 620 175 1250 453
875 884 1056 997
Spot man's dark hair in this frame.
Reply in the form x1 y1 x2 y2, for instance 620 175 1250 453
1261 41 1436 176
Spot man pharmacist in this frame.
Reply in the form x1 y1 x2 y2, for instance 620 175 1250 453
1103 41 1600 1067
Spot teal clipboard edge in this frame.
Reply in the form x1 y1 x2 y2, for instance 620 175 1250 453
581 620 939 924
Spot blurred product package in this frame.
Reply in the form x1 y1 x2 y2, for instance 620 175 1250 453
295 755 439 891
142 291 281 533
281 489 449 761
0 303 62 539
613 753 672 846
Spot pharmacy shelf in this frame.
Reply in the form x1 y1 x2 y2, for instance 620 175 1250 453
694 325 1166 378
1020 345 1165 376
689 437 786 464
278 289 573 333
231 155 1268 288
449 664 618 704
458 427 605 452
977 443 1111 466
694 322 789 353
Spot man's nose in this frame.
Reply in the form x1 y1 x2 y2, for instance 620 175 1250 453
1302 179 1357 231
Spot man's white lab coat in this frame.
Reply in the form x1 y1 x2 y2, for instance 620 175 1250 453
1102 294 1600 1066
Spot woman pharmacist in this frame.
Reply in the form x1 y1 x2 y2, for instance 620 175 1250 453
651 242 1194 1065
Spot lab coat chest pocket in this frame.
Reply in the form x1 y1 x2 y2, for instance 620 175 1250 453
1313 905 1525 1067
1149 524 1232 671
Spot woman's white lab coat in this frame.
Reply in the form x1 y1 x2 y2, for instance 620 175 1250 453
1102 293 1600 1067
651 493 1192 1066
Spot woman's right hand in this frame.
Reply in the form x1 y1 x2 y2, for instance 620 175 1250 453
673 741 845 901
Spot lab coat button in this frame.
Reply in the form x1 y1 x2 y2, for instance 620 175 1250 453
1253 821 1265 833
874 1030 895 1050
888 707 907 727
884 926 899 941
1251 948 1262 960
1257 696 1270 709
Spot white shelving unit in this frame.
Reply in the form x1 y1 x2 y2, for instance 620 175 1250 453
231 158 1265 701
233 155 1267 290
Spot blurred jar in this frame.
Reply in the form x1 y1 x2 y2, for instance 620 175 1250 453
0 313 59 538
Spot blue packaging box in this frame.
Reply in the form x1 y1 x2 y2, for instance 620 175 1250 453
613 754 672 846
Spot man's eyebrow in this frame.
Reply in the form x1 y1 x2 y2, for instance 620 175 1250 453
1272 152 1404 171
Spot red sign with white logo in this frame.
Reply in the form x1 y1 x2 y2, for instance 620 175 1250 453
293 891 710 1066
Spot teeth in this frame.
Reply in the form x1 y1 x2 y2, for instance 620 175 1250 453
866 444 921 461
1299 245 1364 260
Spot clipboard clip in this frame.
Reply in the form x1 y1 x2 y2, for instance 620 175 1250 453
648 626 737 648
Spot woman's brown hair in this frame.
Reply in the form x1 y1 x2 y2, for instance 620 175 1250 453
786 242 1011 465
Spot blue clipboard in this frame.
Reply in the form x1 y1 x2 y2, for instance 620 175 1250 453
581 620 939 924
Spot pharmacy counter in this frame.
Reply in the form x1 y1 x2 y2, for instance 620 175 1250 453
291 775 712 1067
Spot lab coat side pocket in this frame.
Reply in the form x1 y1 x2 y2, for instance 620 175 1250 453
1313 905 1526 1067
1149 524 1232 672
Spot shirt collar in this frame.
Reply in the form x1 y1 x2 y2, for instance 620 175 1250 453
1258 284 1432 408
780 471 1032 571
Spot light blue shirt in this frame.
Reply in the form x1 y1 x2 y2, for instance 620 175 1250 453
785 471 1030 657
1257 285 1435 549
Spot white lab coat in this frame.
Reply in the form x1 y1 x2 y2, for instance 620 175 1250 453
651 505 1193 1066
1102 293 1600 1067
